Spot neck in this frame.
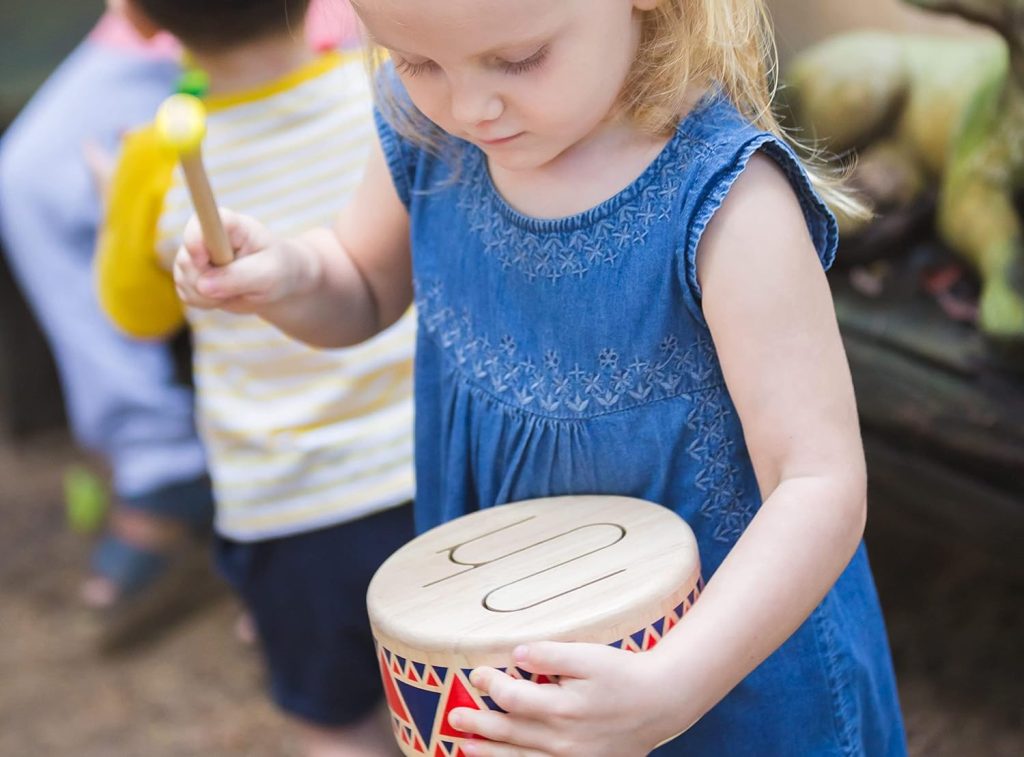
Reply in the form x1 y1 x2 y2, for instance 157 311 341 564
189 31 318 96
489 118 669 219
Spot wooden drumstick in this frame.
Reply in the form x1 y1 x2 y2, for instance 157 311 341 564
155 94 233 266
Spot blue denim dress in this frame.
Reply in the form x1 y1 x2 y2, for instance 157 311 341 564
375 91 907 755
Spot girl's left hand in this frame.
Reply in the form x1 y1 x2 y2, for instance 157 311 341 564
448 641 678 757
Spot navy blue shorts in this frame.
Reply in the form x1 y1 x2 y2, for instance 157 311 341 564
214 503 415 727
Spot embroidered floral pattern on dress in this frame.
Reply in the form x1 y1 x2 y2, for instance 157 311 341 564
416 278 726 418
685 389 752 542
416 278 747 541
454 140 699 283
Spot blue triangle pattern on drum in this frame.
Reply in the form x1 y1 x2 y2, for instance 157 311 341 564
396 679 441 749
631 629 646 649
412 661 427 680
481 695 507 713
440 741 456 755
462 668 474 681
653 617 666 637
397 655 407 670
384 648 393 663
433 666 448 683
674 602 685 618
609 639 623 649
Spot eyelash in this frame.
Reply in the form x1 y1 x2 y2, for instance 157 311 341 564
394 45 549 78
502 45 549 75
394 58 437 78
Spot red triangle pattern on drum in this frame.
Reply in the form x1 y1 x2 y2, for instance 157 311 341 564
438 674 480 738
645 632 659 650
379 650 411 722
426 669 441 687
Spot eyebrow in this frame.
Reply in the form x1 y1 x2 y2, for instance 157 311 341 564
369 31 551 60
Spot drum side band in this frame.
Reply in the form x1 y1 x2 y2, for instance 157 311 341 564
376 576 705 756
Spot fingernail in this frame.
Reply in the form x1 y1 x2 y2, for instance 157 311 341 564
448 711 462 729
513 645 529 661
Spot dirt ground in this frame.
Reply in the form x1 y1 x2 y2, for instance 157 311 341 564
1 432 1021 756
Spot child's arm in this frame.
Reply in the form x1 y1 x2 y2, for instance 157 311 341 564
173 137 413 348
450 154 868 757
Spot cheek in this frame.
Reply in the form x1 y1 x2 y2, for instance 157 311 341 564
402 79 451 126
521 61 622 130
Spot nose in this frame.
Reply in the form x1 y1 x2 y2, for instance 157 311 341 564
449 76 504 127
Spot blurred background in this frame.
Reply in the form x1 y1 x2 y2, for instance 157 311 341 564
1 0 1021 755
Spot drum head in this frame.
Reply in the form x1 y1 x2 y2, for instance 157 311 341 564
368 495 701 666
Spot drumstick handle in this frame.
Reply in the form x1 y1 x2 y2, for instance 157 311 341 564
179 149 233 266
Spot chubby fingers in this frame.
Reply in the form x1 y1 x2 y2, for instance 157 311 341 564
173 242 219 309
459 736 551 757
449 705 554 757
182 208 270 266
511 641 615 679
466 667 564 720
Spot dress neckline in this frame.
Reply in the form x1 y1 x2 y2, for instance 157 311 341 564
469 94 718 235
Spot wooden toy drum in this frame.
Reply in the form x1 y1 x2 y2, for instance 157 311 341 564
367 495 703 756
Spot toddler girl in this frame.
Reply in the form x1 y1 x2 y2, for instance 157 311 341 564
174 1 906 754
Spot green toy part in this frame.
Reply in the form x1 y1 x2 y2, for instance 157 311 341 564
782 0 1024 344
64 465 110 534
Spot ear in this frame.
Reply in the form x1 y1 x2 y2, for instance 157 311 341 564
107 0 164 39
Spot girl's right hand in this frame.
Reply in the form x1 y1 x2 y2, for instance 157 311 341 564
173 209 315 314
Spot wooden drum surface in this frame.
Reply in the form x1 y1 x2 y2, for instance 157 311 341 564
367 495 703 756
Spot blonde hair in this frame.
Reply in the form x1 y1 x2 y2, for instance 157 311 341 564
367 0 867 219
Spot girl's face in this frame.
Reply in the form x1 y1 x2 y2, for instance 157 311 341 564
355 0 655 171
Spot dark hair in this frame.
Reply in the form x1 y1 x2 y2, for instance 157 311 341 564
134 0 312 52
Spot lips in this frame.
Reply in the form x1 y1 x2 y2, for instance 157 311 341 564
477 132 523 146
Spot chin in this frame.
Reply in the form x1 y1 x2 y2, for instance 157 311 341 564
485 145 561 172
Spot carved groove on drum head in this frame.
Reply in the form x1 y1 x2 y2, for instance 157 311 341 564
483 566 626 613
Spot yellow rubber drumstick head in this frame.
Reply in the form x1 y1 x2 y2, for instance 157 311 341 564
155 93 207 155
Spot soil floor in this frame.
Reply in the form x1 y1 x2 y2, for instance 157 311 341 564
1 432 1021 756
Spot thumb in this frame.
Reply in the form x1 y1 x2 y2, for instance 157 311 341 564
183 208 270 268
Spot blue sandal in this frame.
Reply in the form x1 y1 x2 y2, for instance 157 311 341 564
87 476 220 652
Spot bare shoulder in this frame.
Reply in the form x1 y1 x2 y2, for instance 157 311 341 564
696 151 824 296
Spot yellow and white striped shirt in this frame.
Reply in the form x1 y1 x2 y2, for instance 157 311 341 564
153 53 414 541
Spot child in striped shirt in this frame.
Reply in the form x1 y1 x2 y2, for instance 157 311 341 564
95 1 414 753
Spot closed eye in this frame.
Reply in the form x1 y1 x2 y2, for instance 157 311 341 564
394 57 438 78
500 45 549 75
